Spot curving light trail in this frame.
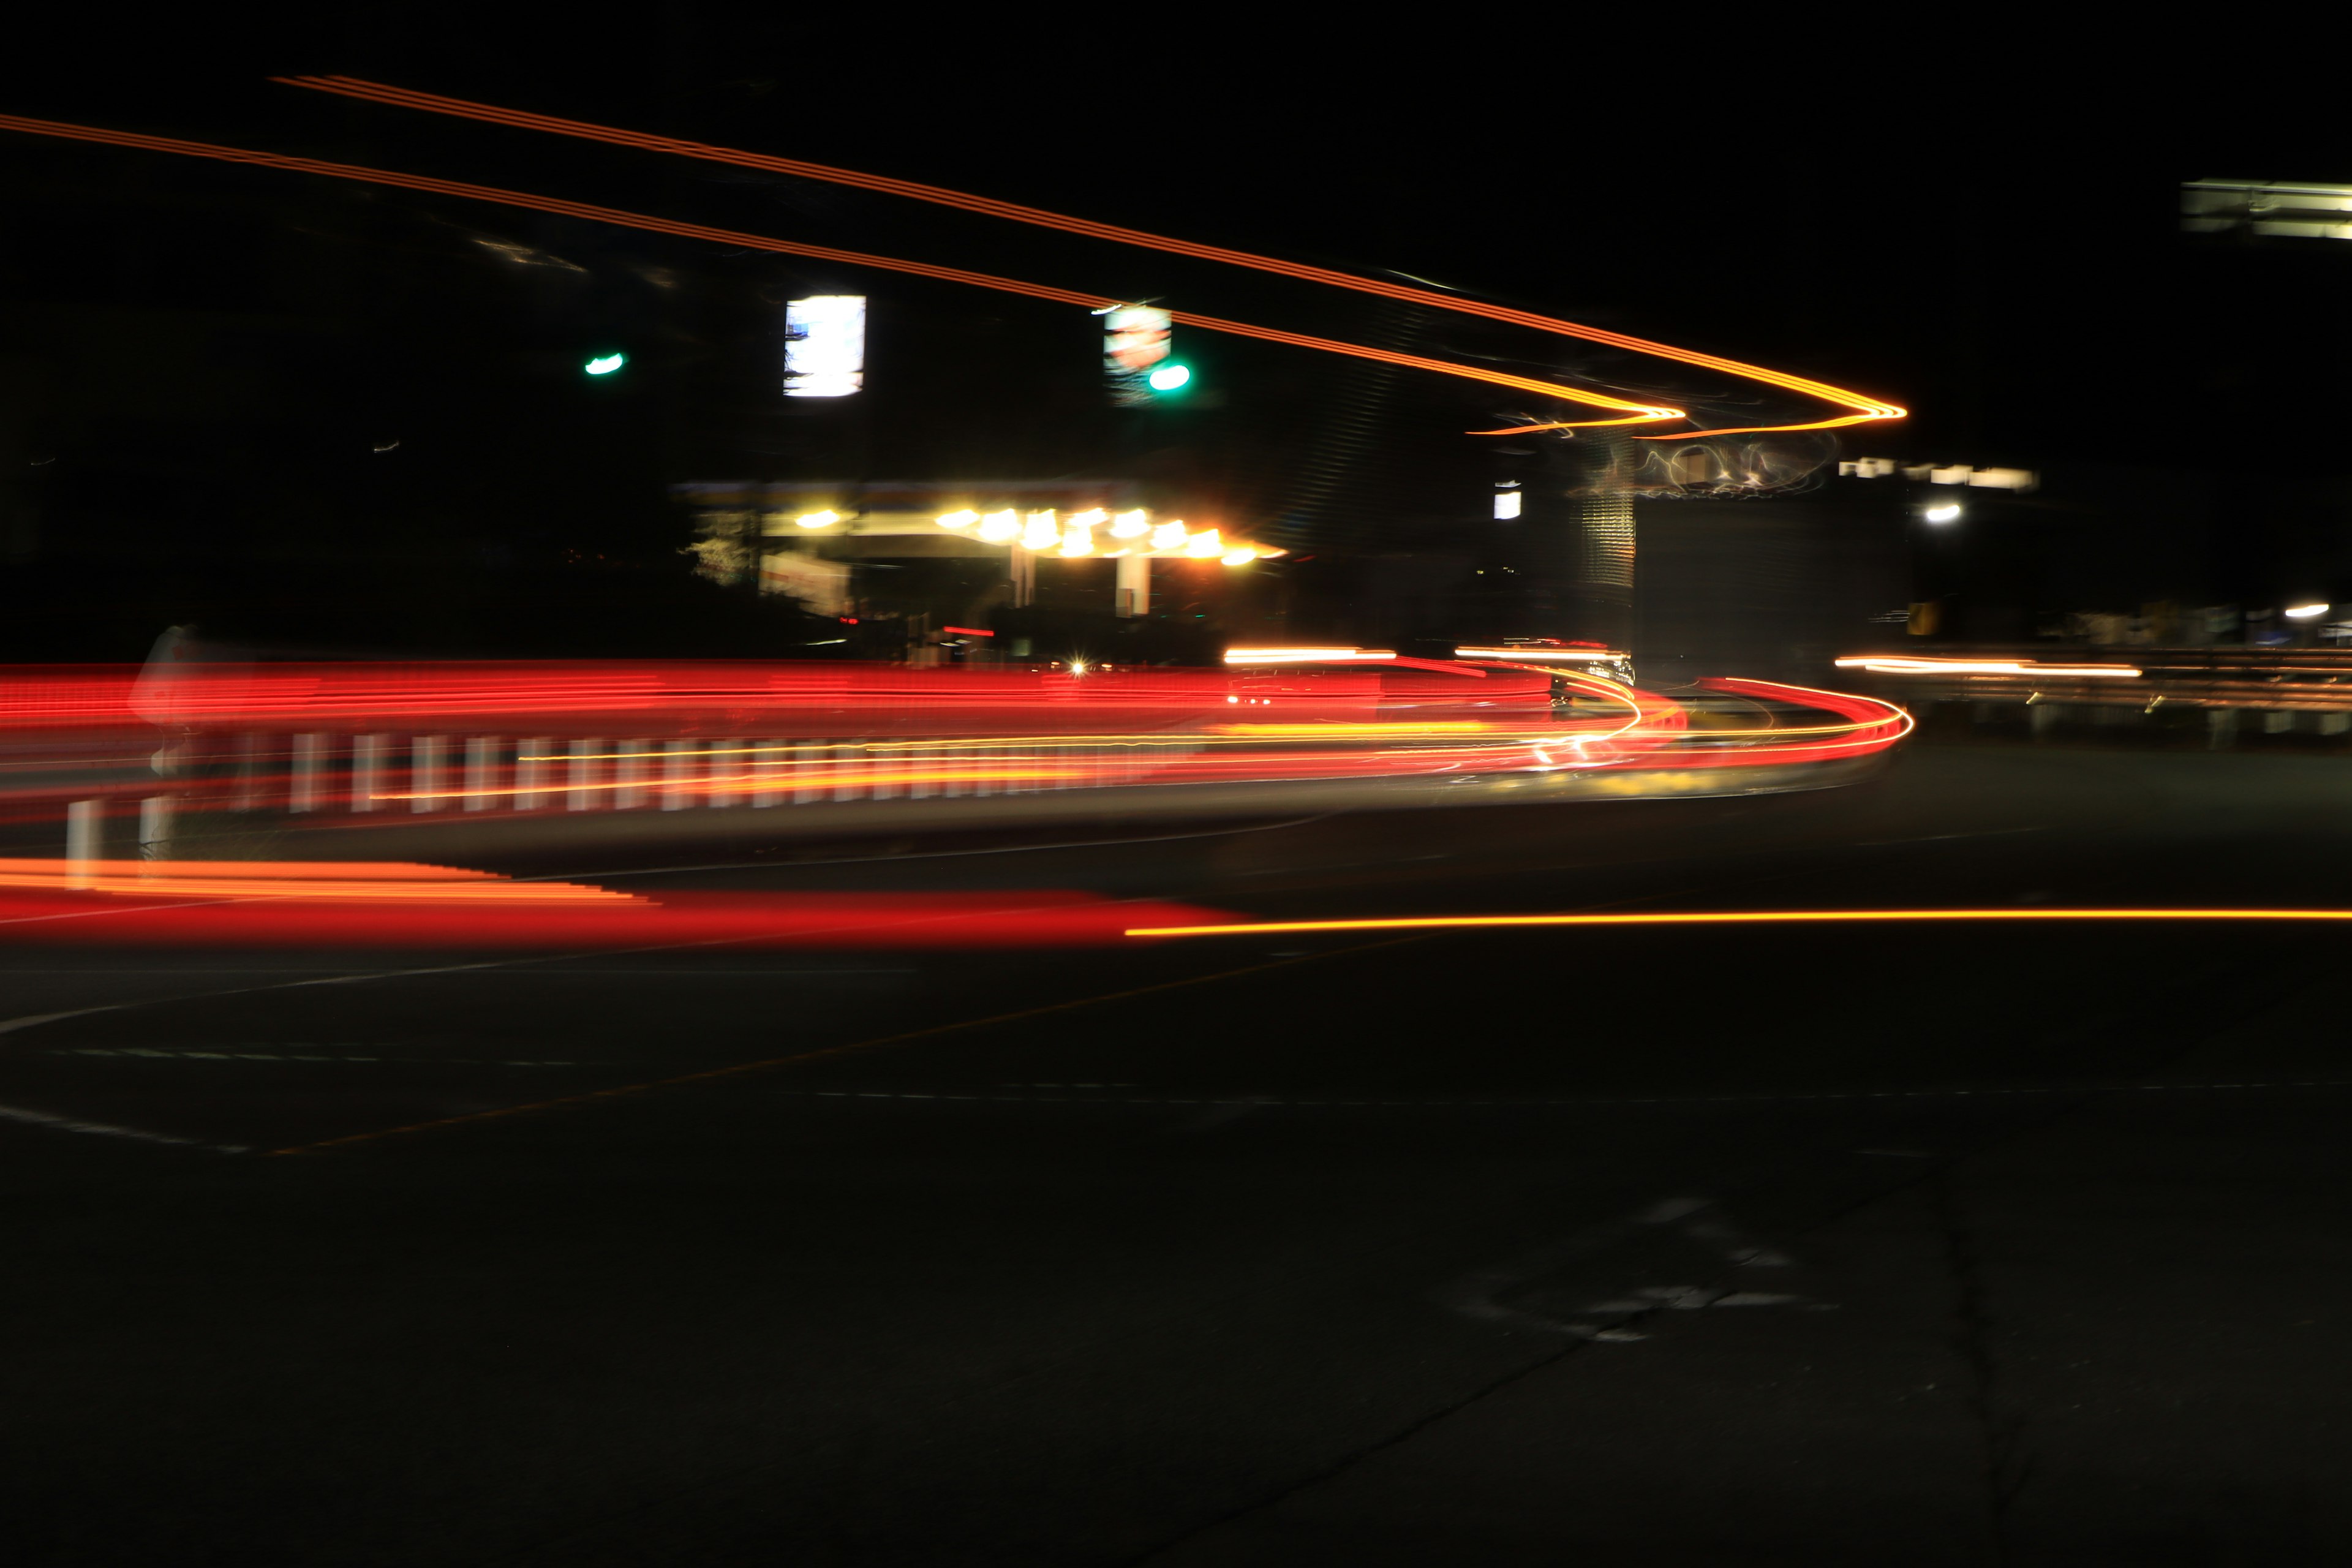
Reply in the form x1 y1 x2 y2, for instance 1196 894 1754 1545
275 76 1904 439
0 113 1675 425
1125 908 2352 938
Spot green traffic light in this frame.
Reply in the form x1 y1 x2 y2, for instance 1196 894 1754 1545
1147 362 1191 393
584 352 627 376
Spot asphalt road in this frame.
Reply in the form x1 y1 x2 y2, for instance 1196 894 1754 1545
5 738 2351 1564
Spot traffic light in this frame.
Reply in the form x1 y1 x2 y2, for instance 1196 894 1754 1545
1147 362 1193 394
582 350 627 377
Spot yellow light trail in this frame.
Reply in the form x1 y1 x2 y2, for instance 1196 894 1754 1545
1126 909 2352 938
279 76 1905 439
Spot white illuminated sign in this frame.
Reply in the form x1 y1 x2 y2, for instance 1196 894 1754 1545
1494 488 1522 519
785 295 866 398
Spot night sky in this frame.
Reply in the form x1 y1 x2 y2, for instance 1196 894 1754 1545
5 18 2348 644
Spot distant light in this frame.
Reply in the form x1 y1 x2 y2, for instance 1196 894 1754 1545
1148 363 1191 392
1923 503 1962 524
1220 548 1256 566
1494 490 1523 520
1455 646 1623 663
978 509 1020 543
1833 655 2141 678
1068 659 1090 675
1224 647 1397 665
2285 603 2331 619
584 352 626 375
1109 509 1151 538
796 510 840 529
941 625 994 637
936 510 979 529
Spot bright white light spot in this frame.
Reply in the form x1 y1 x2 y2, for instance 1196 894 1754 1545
936 510 978 529
1220 548 1256 566
2285 603 2331 619
1150 522 1188 551
1022 511 1060 550
584 353 625 375
978 510 1020 543
1924 503 1962 524
1147 363 1191 391
1109 510 1150 538
785 295 865 398
1185 529 1224 558
1494 489 1522 520
796 510 840 529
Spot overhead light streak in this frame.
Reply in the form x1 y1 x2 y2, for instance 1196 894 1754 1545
277 77 1903 439
0 113 1676 429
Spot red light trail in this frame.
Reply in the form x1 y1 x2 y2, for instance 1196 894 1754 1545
276 76 1905 440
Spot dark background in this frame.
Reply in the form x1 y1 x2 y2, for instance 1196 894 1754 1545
3 15 2346 657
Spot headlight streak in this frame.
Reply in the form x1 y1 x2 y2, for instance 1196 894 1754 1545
1125 908 2352 939
275 76 1904 440
0 113 1679 428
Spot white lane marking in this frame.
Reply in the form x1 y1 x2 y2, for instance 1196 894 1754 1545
0 1099 243 1153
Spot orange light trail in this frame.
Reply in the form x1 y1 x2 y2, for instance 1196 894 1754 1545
0 113 1672 425
1125 908 2352 938
277 76 1904 439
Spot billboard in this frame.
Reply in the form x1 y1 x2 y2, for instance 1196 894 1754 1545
1102 304 1172 406
785 295 866 398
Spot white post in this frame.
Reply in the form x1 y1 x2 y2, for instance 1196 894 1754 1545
569 738 600 811
412 735 446 813
514 737 551 810
706 742 742 809
793 744 822 804
752 741 786 807
1116 554 1150 618
616 741 649 809
662 740 695 810
290 733 325 813
67 799 100 889
352 734 386 813
464 737 497 812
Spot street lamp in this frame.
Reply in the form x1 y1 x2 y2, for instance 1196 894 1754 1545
1923 502 1962 524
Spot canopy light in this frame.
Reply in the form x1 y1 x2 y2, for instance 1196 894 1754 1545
2284 603 2331 620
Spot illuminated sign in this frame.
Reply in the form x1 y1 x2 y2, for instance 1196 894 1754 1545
1102 304 1172 406
785 296 866 398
